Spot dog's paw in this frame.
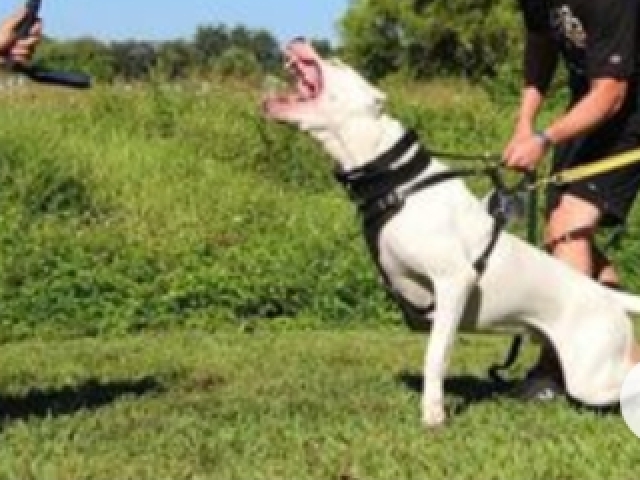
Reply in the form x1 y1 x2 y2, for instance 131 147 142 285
422 404 447 428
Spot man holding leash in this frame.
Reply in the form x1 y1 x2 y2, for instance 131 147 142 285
0 6 41 66
504 0 640 399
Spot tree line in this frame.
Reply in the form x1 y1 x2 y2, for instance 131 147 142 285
33 25 333 83
340 0 522 81
29 0 524 86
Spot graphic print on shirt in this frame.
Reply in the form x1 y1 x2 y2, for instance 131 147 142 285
549 4 587 75
550 5 586 49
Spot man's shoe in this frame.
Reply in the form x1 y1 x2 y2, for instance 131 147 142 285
509 368 565 402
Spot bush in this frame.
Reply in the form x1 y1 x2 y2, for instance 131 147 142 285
340 0 521 81
215 47 262 79
0 80 637 341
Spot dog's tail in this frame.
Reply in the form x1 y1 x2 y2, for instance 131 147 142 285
610 289 640 314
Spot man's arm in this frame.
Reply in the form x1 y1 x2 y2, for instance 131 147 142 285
544 0 634 144
505 78 628 170
516 31 558 132
543 78 628 145
506 0 637 171
504 31 558 161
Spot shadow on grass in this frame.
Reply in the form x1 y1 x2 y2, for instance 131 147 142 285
396 370 622 416
396 370 516 413
0 377 165 423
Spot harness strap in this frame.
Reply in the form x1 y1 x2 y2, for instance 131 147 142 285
337 130 529 383
488 335 525 385
473 215 507 273
360 163 504 274
357 159 498 219
334 130 420 185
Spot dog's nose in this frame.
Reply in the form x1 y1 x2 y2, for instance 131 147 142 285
290 36 307 45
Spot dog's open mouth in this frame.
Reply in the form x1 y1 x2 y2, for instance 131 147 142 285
264 40 323 116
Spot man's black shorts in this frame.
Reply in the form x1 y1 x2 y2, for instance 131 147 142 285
546 97 640 227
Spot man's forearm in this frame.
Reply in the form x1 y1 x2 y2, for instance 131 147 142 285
544 78 628 145
515 86 546 133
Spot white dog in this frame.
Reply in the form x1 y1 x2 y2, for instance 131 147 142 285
264 40 640 427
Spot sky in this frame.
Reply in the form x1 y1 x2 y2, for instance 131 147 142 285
0 0 349 45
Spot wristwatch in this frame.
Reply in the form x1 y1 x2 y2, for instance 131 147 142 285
535 130 554 150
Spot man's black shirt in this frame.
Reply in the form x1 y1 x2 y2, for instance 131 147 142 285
520 0 640 96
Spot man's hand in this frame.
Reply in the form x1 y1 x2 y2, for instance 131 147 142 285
0 7 42 65
503 131 551 172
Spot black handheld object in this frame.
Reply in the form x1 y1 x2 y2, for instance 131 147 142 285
12 63 92 89
14 0 41 38
10 0 91 89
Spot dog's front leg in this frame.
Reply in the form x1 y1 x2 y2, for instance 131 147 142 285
422 269 476 427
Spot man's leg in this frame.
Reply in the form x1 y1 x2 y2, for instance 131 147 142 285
547 194 621 285
592 245 621 288
545 193 601 275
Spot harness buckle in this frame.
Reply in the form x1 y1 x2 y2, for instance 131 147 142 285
487 189 527 222
374 189 405 213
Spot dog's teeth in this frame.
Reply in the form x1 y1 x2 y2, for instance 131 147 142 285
285 57 296 71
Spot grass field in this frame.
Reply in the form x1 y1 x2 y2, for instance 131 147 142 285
0 78 638 479
0 329 638 480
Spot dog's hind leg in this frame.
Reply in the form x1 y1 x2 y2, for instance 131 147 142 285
422 267 477 427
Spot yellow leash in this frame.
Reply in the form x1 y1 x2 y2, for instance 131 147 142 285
527 147 640 190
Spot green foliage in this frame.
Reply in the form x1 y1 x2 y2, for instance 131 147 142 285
214 47 261 79
36 38 116 83
0 80 638 340
33 23 293 84
0 84 400 339
155 40 196 81
109 41 157 82
194 25 232 66
0 330 637 478
341 0 522 81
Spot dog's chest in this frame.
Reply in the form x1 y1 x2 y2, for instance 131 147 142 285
365 226 436 322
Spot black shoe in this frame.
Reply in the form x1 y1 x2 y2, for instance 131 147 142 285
510 369 565 402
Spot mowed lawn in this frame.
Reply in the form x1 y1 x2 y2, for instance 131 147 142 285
0 327 637 480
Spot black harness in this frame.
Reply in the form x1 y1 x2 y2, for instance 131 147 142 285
334 130 529 383
334 130 508 275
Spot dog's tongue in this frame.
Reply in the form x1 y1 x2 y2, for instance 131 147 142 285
296 64 321 99
287 41 322 99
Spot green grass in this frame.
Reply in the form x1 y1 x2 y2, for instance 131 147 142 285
0 79 638 479
0 80 638 337
0 329 637 480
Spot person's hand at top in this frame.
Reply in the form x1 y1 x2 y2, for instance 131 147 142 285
0 7 42 65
